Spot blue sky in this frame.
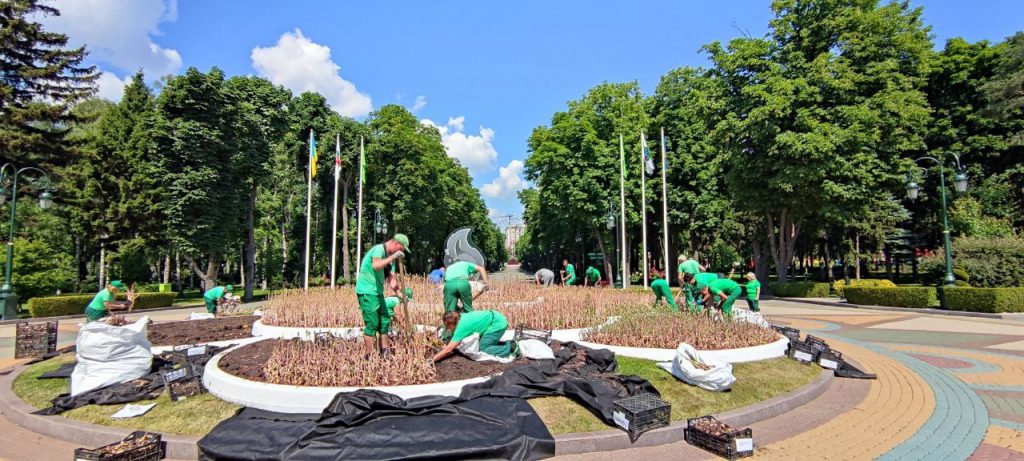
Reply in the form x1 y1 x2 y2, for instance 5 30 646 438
41 1 1024 229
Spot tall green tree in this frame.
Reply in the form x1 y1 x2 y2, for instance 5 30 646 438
0 0 97 167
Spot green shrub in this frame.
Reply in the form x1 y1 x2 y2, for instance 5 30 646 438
27 292 177 318
770 282 830 298
944 287 1024 313
833 279 896 298
921 237 1024 288
844 287 937 308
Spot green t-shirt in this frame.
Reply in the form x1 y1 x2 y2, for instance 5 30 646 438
585 266 600 281
385 297 400 316
680 260 701 275
451 310 508 343
746 279 761 298
444 261 477 281
709 278 740 296
564 264 576 278
694 272 719 291
204 286 226 301
355 244 393 296
87 289 113 311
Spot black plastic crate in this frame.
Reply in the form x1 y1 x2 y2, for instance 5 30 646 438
805 335 830 355
162 364 204 401
685 416 754 460
771 325 800 342
788 340 818 363
817 349 844 370
73 431 164 461
513 324 552 345
15 321 58 359
612 393 671 442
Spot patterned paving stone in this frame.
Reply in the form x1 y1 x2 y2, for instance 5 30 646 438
984 425 1024 453
910 353 975 369
966 442 1024 461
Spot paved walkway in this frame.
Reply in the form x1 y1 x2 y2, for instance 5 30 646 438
0 297 1022 460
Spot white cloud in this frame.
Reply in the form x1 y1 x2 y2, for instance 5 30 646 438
94 72 129 102
481 160 526 198
421 116 498 173
251 29 372 117
411 95 427 113
488 208 500 219
38 0 182 78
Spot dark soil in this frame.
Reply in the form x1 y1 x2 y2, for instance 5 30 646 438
148 316 258 347
218 338 563 384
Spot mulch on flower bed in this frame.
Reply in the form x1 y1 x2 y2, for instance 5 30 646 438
218 338 561 384
148 316 258 347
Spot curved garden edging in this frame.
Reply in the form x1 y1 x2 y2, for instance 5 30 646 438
150 335 264 354
573 336 791 363
202 339 493 413
1 359 833 460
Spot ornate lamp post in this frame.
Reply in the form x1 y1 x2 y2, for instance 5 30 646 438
906 154 967 286
607 202 622 288
373 208 388 245
0 163 55 319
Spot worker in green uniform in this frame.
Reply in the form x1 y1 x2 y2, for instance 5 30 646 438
744 272 761 312
683 272 720 313
203 284 233 314
676 255 705 309
704 277 742 320
382 288 414 332
650 275 679 312
432 309 516 362
355 234 410 356
443 260 488 313
84 280 129 321
583 266 602 287
561 259 576 286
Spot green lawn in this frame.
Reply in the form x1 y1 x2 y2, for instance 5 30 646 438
15 353 820 437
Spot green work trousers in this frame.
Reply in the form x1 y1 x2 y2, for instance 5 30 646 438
358 293 390 336
85 307 106 322
745 297 760 312
479 328 514 357
204 297 218 314
653 284 679 313
443 279 473 313
720 290 741 319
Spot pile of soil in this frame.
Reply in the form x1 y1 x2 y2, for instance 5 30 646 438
218 338 562 384
148 315 258 347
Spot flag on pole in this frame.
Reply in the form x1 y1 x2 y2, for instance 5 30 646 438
642 132 654 176
334 134 341 180
309 130 318 177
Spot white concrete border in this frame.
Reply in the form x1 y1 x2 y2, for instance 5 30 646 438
574 336 790 363
251 320 364 340
202 339 491 413
150 335 264 354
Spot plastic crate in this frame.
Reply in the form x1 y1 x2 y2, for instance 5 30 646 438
771 325 800 342
15 321 58 359
612 393 671 442
73 431 164 461
162 364 204 401
788 340 817 363
805 335 830 355
685 416 754 460
817 349 844 370
513 324 552 345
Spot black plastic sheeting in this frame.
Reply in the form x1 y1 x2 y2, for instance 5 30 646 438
198 342 659 461
34 345 231 415
835 361 877 379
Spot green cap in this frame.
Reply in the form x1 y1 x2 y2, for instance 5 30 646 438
226 285 234 292
110 280 126 289
393 233 411 250
405 287 414 300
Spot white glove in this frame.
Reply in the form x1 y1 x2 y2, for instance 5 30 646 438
394 251 405 260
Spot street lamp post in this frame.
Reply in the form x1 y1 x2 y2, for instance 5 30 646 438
373 208 388 245
607 202 622 288
0 163 54 320
906 154 967 286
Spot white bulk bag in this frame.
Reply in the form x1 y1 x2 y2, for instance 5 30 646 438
733 308 770 328
516 339 555 360
657 343 736 392
71 316 153 396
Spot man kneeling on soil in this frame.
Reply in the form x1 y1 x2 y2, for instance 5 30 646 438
432 310 516 362
355 234 410 356
443 260 488 313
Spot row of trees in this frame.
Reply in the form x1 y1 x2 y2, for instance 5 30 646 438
1 0 504 300
517 0 1023 288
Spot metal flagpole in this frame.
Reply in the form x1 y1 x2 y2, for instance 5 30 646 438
330 134 340 289
661 128 670 283
619 134 628 288
640 132 648 288
355 136 365 269
303 129 314 290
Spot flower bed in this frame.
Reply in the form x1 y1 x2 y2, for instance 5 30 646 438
148 315 259 347
582 310 778 350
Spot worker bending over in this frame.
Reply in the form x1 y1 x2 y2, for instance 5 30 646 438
704 277 742 320
651 275 679 312
683 272 719 313
432 310 516 362
583 265 602 287
84 280 130 322
203 284 233 314
443 260 488 313
535 268 555 287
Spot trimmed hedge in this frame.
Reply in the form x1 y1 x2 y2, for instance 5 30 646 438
844 287 937 308
944 287 1024 313
27 292 177 318
833 279 896 298
770 282 830 298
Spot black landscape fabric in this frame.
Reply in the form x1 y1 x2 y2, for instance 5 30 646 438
198 343 660 461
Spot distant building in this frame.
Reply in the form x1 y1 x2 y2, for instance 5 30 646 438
504 225 525 261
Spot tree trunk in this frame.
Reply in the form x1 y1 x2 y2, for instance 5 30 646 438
175 251 182 295
765 209 799 283
244 186 257 299
280 223 288 287
73 236 82 293
187 255 219 291
752 236 770 295
854 233 861 279
261 235 269 290
594 228 613 284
